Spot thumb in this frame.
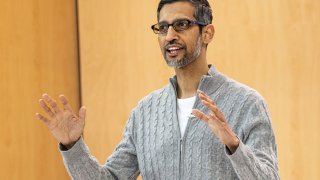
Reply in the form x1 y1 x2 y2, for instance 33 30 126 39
79 106 86 122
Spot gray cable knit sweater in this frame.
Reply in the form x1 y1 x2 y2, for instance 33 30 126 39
60 65 279 180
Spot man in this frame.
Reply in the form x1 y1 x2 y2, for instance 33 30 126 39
36 0 279 179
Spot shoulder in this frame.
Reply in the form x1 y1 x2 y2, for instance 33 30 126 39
215 75 274 137
211 72 270 122
216 73 266 107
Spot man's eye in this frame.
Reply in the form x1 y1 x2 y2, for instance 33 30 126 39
159 24 168 31
176 21 189 28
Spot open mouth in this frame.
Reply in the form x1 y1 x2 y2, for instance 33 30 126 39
166 46 184 57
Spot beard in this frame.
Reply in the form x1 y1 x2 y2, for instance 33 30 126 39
163 35 202 69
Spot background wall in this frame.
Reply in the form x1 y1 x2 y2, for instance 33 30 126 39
78 0 320 180
0 0 80 179
1 0 319 179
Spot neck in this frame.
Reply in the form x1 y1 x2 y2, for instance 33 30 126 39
174 53 209 99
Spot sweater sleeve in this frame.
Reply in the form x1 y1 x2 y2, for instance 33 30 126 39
226 99 279 180
59 111 139 180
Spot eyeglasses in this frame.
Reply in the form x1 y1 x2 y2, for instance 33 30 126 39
151 19 207 34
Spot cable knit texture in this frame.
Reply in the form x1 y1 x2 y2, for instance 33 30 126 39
60 65 279 180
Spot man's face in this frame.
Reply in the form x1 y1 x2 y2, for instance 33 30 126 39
158 2 203 69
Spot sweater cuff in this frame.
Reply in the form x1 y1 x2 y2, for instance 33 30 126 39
59 137 90 163
225 140 248 165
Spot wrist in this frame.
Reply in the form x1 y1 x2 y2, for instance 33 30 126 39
63 142 76 150
226 136 240 154
61 138 80 150
64 136 82 149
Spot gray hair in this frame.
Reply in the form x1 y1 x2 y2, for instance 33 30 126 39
157 0 213 25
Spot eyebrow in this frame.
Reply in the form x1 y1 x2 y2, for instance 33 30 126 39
158 17 192 24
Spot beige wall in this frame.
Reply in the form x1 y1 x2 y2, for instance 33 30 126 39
0 0 80 179
78 0 320 180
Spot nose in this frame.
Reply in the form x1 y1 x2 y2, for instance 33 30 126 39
165 26 179 42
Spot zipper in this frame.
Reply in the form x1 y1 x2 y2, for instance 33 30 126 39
180 77 206 179
172 76 206 180
179 138 182 180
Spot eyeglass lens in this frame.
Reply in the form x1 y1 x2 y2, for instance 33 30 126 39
156 20 191 34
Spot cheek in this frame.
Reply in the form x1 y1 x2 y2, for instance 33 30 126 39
158 37 166 51
190 36 202 49
184 30 201 51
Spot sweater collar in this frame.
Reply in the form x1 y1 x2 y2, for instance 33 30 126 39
169 64 226 96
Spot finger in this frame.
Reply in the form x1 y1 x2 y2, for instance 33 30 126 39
78 106 86 123
197 89 205 94
39 99 55 117
201 99 226 121
59 95 73 112
208 112 218 121
35 113 50 125
197 90 216 104
201 99 219 115
42 93 61 113
197 91 216 106
197 91 218 112
192 109 209 123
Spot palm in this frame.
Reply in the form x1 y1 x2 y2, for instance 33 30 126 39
49 110 84 145
36 94 86 146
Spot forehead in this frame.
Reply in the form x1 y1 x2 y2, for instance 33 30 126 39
159 2 196 22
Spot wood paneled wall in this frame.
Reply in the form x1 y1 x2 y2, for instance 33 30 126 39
0 0 80 179
78 0 320 179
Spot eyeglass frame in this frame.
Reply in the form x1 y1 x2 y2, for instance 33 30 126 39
151 18 208 34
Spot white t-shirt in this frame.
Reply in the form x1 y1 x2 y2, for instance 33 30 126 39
177 96 196 138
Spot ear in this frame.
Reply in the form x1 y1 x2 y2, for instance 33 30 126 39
202 24 215 45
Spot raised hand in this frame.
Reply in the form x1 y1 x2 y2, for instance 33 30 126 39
192 90 239 153
36 93 86 148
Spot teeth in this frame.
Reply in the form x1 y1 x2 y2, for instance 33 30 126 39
168 47 180 51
